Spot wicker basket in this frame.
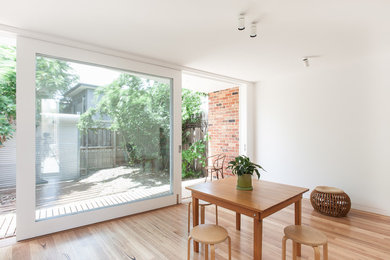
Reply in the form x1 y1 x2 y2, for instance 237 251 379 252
310 186 351 217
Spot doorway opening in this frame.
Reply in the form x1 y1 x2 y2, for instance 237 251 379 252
181 73 241 199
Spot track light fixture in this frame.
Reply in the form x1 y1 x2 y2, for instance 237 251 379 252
238 15 245 30
238 15 258 38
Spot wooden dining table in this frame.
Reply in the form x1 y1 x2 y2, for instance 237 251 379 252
186 176 309 260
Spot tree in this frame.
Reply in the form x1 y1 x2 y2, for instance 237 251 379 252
181 89 208 178
0 45 79 145
182 88 205 126
35 56 79 100
77 74 208 178
0 45 16 145
78 73 171 167
182 135 208 179
35 56 79 124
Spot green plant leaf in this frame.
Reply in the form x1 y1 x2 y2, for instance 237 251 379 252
227 155 266 178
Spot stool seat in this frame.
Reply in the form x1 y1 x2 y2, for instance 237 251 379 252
188 224 231 260
282 225 328 260
190 224 228 244
284 225 327 246
315 186 343 194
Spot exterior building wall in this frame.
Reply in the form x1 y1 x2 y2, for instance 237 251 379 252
208 87 239 175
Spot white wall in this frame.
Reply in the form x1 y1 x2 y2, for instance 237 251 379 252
255 55 390 216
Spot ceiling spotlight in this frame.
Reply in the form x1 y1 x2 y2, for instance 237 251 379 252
250 24 257 38
238 15 245 30
303 57 310 67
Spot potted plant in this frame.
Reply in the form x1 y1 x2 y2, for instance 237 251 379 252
227 155 265 191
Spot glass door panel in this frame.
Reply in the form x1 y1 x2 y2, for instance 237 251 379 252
35 55 172 220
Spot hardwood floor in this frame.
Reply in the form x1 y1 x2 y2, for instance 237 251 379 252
0 178 205 241
0 199 389 259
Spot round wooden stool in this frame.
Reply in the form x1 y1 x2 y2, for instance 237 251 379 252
282 225 328 260
188 224 231 260
311 186 351 217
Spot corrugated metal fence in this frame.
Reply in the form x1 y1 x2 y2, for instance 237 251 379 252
0 137 16 189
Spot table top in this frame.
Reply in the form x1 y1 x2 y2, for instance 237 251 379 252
186 176 309 213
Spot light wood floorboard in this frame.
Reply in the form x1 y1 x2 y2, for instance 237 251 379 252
0 199 389 259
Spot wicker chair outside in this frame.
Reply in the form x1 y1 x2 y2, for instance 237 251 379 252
310 186 351 217
205 154 226 182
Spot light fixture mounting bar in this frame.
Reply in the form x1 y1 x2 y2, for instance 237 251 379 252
250 24 257 38
238 15 245 30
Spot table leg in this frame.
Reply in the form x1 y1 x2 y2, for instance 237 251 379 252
192 196 199 252
295 199 302 256
253 216 263 260
201 205 205 224
236 213 241 231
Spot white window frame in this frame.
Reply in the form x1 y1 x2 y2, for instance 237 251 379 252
16 36 182 240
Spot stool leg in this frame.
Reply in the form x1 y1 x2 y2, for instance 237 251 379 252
313 246 320 260
292 241 297 260
323 243 328 260
282 236 287 260
188 202 192 234
215 205 218 226
205 244 209 260
201 205 205 224
227 236 231 260
187 236 192 260
210 244 215 260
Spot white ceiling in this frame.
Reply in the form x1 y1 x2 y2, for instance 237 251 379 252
1 0 389 82
183 73 237 93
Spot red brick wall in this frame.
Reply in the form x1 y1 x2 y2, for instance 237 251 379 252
208 87 239 175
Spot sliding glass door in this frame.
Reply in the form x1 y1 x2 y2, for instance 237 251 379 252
16 37 181 240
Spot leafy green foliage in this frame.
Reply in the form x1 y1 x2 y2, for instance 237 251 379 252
0 45 16 145
79 80 208 175
35 56 79 124
227 155 265 179
182 135 208 178
182 89 206 125
0 45 79 145
181 89 208 179
78 74 170 166
35 56 79 99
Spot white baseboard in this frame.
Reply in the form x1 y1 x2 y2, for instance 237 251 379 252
303 193 390 217
351 203 390 217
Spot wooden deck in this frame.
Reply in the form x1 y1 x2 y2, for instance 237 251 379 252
0 177 205 240
35 185 171 220
0 187 170 240
0 213 15 239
